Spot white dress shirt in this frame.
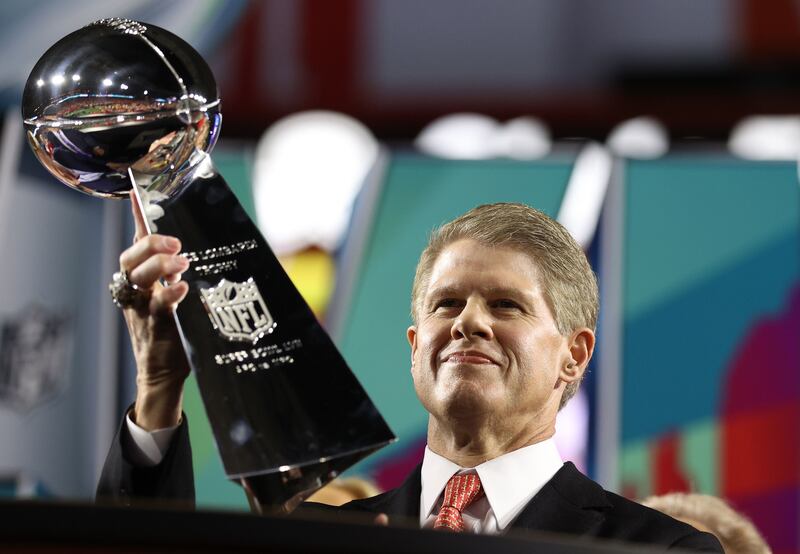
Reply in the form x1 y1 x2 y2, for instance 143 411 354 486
125 418 563 534
124 412 179 466
420 440 563 534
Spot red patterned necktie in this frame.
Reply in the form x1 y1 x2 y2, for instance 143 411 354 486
433 473 484 532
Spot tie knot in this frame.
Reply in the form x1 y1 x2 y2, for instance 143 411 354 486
434 473 484 532
442 473 483 510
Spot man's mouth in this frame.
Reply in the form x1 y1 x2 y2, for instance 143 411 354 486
444 351 496 365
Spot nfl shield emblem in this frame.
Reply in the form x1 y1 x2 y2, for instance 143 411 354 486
199 278 276 343
0 305 71 410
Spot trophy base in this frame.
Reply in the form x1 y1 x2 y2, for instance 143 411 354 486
239 445 385 515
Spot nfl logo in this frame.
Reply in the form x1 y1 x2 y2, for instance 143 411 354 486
199 278 275 343
0 305 71 410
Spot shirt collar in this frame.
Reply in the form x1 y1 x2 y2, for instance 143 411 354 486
420 446 462 522
420 439 563 531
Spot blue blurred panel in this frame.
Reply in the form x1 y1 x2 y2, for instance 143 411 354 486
621 158 800 442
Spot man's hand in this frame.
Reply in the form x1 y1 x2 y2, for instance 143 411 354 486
121 190 191 431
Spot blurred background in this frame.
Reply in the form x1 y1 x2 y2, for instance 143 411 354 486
0 0 798 552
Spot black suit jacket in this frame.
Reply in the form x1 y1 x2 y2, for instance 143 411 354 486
332 463 722 551
97 415 722 552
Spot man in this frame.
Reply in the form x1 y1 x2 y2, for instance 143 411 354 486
98 200 722 551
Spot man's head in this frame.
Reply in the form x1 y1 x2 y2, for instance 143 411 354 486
409 203 598 411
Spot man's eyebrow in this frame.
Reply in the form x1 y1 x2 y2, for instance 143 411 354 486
485 287 535 301
425 285 461 299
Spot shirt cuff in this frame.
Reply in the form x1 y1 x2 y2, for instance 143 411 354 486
123 411 180 467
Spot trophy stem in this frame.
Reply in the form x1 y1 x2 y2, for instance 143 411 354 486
127 169 154 236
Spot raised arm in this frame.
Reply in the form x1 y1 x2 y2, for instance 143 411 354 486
97 192 194 504
119 190 191 430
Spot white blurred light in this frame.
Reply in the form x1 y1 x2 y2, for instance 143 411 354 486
416 113 551 160
492 116 551 160
728 116 800 161
606 116 668 159
415 113 501 159
102 78 112 87
253 111 379 256
50 74 65 85
557 142 613 250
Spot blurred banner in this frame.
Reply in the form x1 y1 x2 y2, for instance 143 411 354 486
616 157 800 554
0 111 122 499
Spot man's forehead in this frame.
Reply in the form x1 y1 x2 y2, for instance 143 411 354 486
424 240 542 293
432 239 541 273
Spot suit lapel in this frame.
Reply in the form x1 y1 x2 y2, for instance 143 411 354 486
347 464 422 520
510 462 610 535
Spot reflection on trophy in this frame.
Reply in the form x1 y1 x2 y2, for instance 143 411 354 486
22 18 395 513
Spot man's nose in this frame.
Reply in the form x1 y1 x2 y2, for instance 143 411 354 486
451 300 493 340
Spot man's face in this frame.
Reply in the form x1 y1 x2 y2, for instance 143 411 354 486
408 239 577 433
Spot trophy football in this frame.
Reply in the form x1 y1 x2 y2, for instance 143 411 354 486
22 18 395 513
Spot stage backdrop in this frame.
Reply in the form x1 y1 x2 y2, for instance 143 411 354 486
617 157 800 554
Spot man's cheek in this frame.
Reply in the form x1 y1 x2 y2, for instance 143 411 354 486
410 363 426 389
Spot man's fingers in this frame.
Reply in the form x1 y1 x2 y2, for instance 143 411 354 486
129 253 189 289
150 281 189 313
164 271 184 285
120 234 183 276
129 189 149 241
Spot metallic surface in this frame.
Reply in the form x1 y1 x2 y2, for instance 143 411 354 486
22 18 220 199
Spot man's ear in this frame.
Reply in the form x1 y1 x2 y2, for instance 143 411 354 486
561 328 595 383
407 326 417 366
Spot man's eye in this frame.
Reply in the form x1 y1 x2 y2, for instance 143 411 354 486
493 299 520 309
434 299 460 310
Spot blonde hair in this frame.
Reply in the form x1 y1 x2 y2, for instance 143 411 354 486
410 203 598 409
642 493 771 554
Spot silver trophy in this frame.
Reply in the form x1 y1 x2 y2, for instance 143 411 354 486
22 19 395 513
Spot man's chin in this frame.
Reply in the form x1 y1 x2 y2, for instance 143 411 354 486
437 386 497 421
